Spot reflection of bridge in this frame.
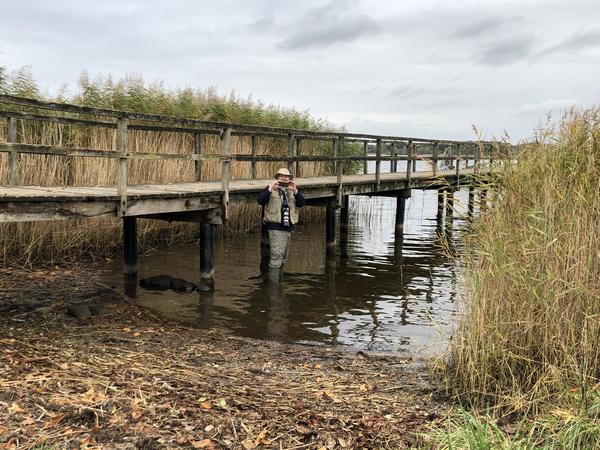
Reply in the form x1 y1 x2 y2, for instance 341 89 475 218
0 95 511 287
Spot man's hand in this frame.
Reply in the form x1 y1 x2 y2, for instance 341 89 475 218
288 180 298 194
268 180 279 192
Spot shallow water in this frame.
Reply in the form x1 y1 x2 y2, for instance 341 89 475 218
100 182 474 357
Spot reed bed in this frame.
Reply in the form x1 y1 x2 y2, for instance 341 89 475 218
441 108 600 418
0 70 342 264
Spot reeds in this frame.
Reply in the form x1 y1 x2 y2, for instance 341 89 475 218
0 69 340 264
442 107 600 417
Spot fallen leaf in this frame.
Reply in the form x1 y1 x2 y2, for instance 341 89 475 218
8 403 25 414
131 408 143 420
20 417 35 426
122 327 132 333
192 439 216 449
338 437 348 448
242 439 256 450
44 413 66 430
255 428 270 445
133 332 141 337
200 401 212 410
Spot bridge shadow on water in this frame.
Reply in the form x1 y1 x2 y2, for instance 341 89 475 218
101 189 473 357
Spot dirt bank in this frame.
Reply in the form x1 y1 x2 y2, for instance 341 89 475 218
0 266 447 449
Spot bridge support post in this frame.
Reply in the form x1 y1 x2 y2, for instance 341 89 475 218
123 217 137 276
200 222 215 289
326 200 337 256
123 216 137 298
436 189 445 222
340 195 350 231
446 188 455 225
395 190 410 235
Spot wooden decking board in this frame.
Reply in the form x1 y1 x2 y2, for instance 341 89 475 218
0 168 480 222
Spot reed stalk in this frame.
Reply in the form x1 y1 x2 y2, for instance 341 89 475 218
442 108 600 416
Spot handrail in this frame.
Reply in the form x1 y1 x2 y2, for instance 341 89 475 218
0 94 499 145
1 95 515 218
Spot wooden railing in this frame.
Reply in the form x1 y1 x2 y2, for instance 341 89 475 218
0 94 512 216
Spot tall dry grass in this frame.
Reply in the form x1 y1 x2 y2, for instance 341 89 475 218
0 69 340 264
442 108 600 415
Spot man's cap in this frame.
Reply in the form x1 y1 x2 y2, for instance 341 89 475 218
275 167 293 178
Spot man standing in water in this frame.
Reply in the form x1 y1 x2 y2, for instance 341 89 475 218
257 168 305 283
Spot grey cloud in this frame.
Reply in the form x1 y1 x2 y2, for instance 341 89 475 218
537 29 600 56
476 36 535 66
389 84 461 99
278 0 380 50
248 17 275 33
452 16 519 39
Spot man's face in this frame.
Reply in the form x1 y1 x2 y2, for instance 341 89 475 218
276 175 291 183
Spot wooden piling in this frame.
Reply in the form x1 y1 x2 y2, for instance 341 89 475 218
326 200 336 255
436 189 445 222
446 188 454 224
340 195 350 231
468 185 475 217
395 193 407 234
200 222 215 289
123 216 137 276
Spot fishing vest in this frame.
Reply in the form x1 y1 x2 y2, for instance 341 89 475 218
263 189 299 226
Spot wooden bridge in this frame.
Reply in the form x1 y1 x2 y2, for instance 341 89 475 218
0 95 510 288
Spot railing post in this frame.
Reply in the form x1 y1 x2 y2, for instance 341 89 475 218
251 135 257 179
221 126 232 221
390 142 396 173
295 137 301 177
406 140 413 186
362 141 368 175
432 142 438 176
336 136 344 207
194 132 202 182
116 117 128 217
412 145 417 172
375 138 382 191
331 139 337 174
287 133 295 172
7 117 18 185
455 143 461 179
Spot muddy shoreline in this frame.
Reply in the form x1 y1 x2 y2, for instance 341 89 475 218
0 265 447 449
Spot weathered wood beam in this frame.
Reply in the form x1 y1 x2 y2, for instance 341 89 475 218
7 117 18 185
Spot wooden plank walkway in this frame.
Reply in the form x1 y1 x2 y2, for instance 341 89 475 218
0 168 475 222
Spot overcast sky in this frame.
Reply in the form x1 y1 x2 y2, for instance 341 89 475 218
1 0 599 141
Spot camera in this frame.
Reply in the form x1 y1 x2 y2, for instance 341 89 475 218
277 181 289 188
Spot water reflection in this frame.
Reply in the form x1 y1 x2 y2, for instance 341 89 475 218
100 189 473 356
